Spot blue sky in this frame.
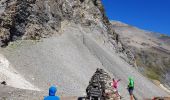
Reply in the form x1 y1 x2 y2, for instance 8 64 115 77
101 0 170 36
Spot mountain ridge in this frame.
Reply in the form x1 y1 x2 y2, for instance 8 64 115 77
111 20 170 91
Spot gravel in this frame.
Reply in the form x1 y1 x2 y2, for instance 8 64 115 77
0 25 169 99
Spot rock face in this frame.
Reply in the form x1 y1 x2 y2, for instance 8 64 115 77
0 0 137 74
0 0 116 46
111 21 170 89
0 0 135 65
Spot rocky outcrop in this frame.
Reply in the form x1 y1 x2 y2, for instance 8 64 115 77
0 28 10 47
0 0 119 47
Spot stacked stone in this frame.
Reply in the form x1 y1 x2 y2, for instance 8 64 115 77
86 68 119 100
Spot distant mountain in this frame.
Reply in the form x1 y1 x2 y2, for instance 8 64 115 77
111 21 170 89
159 34 170 46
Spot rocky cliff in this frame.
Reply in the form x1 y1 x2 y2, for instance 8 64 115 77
0 0 115 46
0 0 136 67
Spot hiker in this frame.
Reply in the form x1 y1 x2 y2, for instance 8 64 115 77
44 86 60 100
112 78 121 98
128 77 134 100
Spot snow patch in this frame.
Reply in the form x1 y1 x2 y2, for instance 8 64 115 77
160 84 170 93
0 54 40 91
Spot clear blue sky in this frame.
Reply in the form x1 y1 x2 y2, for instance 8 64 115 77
101 0 170 36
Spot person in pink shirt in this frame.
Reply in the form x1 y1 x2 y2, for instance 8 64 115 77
112 78 121 98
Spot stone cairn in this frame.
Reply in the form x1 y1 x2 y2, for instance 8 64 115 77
85 68 120 100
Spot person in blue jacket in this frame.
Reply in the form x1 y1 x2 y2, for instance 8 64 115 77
44 86 60 100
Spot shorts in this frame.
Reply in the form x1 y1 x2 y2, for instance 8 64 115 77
128 87 134 95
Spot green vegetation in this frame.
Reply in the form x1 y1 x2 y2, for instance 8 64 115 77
9 41 22 47
160 34 170 38
135 53 145 67
145 67 160 81
135 52 162 81
2 97 7 100
7 40 39 50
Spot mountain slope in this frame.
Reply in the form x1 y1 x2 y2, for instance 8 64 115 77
0 0 169 99
111 21 170 90
0 23 169 99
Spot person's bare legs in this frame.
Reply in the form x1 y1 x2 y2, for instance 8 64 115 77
115 91 122 99
130 95 134 100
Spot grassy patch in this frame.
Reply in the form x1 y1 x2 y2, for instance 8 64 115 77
135 51 162 81
8 41 22 49
145 67 161 81
160 34 170 38
1 97 7 100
